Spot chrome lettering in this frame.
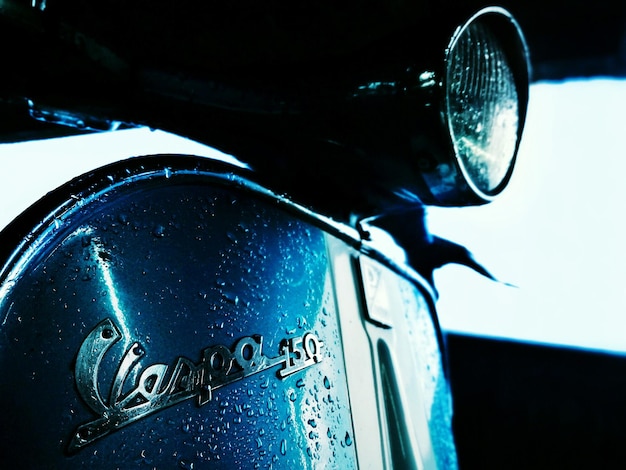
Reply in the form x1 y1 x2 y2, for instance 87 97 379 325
68 318 324 452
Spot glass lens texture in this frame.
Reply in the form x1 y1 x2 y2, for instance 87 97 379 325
446 21 519 194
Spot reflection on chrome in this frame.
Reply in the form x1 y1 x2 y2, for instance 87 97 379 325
90 233 133 346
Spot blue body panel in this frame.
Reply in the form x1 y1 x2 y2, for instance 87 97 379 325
0 158 356 468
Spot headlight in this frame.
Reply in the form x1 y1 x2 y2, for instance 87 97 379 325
417 7 529 205
308 6 530 210
443 7 528 202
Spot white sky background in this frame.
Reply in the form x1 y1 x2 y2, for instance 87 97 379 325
1 78 625 353
429 78 626 353
0 128 242 229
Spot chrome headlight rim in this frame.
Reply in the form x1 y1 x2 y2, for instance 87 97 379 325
440 6 530 205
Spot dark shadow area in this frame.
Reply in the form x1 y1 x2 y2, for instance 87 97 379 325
447 333 626 469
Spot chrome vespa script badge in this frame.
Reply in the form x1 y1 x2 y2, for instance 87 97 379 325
68 318 323 452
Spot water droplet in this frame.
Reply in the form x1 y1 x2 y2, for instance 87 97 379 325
280 439 287 456
152 225 166 238
101 328 114 339
345 432 353 446
323 376 331 389
222 291 239 305
226 231 238 244
308 419 317 428
178 458 194 469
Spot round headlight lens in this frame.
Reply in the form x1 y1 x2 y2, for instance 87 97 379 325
445 18 520 196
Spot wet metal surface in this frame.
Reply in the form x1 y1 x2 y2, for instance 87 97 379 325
0 159 356 468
